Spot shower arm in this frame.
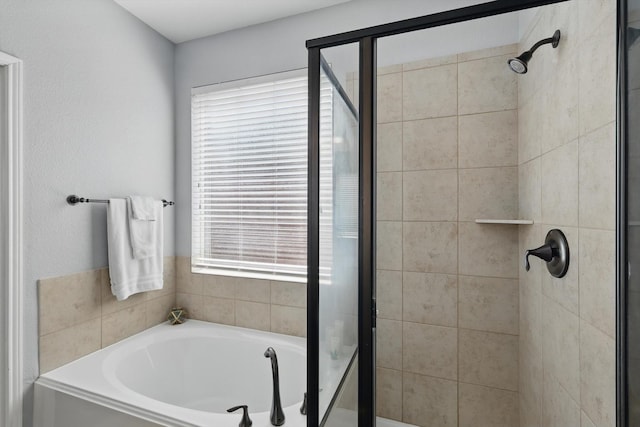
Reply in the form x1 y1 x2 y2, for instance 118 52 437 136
522 30 561 58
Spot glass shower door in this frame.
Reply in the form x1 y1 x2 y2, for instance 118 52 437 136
308 41 365 426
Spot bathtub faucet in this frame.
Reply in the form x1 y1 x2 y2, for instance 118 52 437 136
264 347 285 426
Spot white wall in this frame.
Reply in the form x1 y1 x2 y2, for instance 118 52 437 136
0 0 175 424
174 0 520 256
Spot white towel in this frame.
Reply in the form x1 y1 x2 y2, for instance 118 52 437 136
107 198 163 301
127 197 155 260
129 195 157 220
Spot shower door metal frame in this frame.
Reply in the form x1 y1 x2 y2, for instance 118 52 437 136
304 1 623 426
617 0 629 426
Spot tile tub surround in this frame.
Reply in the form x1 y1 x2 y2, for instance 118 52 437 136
175 257 307 338
518 2 617 427
38 256 176 373
372 44 520 426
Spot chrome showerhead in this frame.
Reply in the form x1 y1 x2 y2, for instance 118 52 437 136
508 30 561 74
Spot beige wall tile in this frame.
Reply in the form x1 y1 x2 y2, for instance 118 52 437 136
403 272 457 327
376 367 402 421
176 292 204 320
378 64 403 76
540 140 579 226
377 270 402 321
457 44 518 62
580 322 615 427
579 228 616 338
403 170 457 221
102 304 147 347
459 383 519 427
39 318 101 374
542 297 580 402
459 329 518 391
38 269 102 336
458 55 517 115
236 301 270 332
235 278 270 303
402 54 457 72
402 117 457 171
378 221 403 271
542 371 581 427
201 296 235 326
403 372 458 427
378 172 403 221
458 223 518 278
581 411 597 427
403 222 457 275
101 268 146 315
519 158 541 222
403 64 457 120
520 279 543 357
377 123 403 172
541 226 579 315
458 110 518 168
518 94 542 163
458 167 518 221
270 280 306 308
184 272 205 295
145 294 174 328
271 305 306 337
403 322 457 380
200 274 235 299
579 123 616 230
377 319 403 370
378 72 403 123
541 55 579 154
176 256 195 293
520 349 543 427
578 20 616 135
458 275 518 335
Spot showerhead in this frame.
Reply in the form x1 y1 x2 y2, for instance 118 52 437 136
508 30 561 74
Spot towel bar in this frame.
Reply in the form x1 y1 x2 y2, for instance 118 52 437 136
66 195 174 208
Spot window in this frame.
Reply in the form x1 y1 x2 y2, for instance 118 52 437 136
191 70 316 282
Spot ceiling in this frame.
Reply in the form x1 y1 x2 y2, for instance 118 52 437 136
113 0 353 44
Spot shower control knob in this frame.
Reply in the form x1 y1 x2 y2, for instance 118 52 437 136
524 229 570 278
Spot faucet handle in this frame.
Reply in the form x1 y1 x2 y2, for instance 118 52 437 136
300 392 307 415
524 244 554 271
227 405 252 427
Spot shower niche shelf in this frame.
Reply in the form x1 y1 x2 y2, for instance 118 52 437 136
475 219 534 225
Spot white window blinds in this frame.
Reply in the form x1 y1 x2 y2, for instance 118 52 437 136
192 70 324 282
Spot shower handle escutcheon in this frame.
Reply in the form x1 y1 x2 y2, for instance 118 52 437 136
524 229 570 278
227 405 252 427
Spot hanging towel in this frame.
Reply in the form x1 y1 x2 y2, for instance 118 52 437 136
127 196 156 259
107 198 163 301
129 195 157 220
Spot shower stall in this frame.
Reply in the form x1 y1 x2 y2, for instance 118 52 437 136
306 0 622 426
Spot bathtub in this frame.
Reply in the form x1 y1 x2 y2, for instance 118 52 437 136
35 320 306 427
34 320 414 427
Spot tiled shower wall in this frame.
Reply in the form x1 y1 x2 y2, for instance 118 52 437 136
518 2 617 427
38 257 176 373
374 46 521 426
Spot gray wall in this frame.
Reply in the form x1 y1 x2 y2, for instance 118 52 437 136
0 0 175 424
174 0 519 256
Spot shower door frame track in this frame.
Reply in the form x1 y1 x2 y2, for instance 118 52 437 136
306 0 626 426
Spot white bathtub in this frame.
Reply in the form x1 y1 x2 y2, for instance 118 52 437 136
35 320 307 427
34 320 415 427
